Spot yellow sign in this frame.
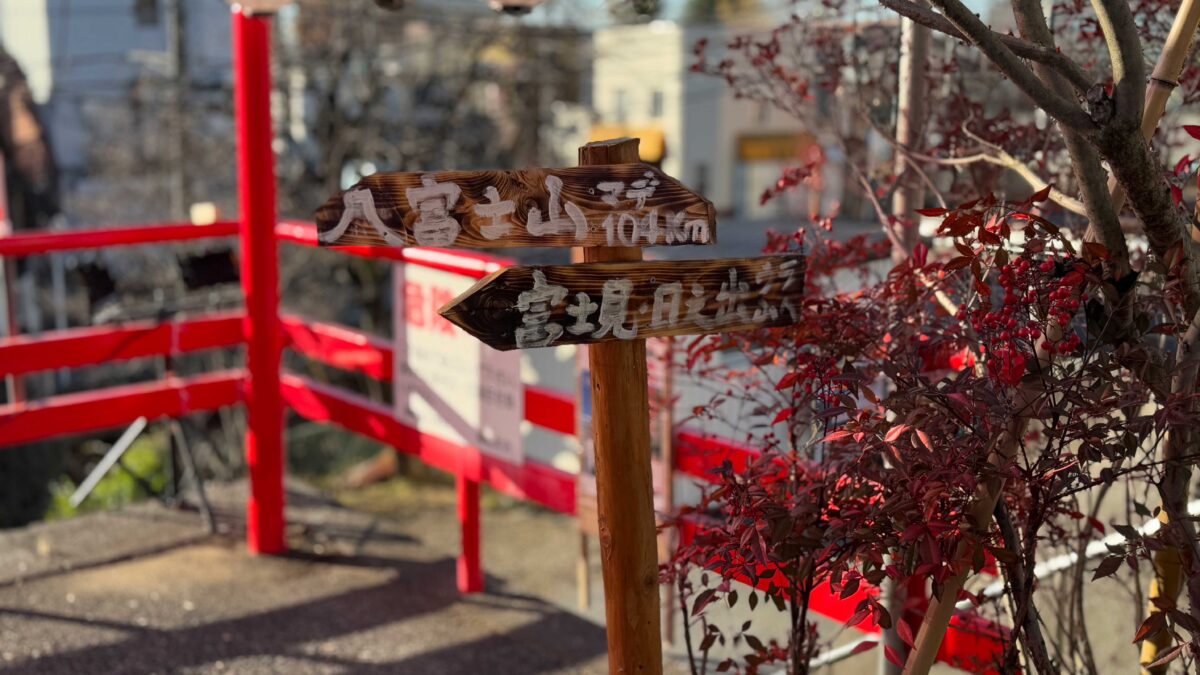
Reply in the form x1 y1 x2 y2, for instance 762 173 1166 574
737 133 816 162
588 126 666 163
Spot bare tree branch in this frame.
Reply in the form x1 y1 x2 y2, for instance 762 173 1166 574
923 0 1096 131
1010 0 1131 277
1089 0 1147 125
878 0 1094 94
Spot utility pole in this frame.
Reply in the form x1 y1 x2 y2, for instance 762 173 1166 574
166 0 189 220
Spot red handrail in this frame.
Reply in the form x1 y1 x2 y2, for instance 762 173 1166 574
0 313 244 377
0 370 244 447
280 373 576 514
0 221 238 258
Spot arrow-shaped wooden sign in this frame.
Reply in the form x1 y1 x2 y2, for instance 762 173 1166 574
313 137 801 674
438 255 805 351
314 164 717 250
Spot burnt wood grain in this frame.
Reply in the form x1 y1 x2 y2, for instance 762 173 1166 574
439 254 806 350
314 163 717 250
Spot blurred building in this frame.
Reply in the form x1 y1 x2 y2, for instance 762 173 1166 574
588 19 908 222
590 21 840 220
0 0 232 184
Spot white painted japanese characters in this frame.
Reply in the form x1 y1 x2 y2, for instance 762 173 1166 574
314 164 717 250
439 255 806 351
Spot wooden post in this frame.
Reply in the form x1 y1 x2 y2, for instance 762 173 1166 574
657 337 676 647
457 473 484 593
579 138 664 674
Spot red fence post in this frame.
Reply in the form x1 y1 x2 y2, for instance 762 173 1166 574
457 474 484 593
233 6 285 555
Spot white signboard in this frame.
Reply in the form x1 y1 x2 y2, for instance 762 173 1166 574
394 262 523 464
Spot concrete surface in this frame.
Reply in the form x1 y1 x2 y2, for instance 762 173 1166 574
0 480 626 674
0 473 1148 675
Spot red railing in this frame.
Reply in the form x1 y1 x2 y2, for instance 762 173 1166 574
0 221 239 257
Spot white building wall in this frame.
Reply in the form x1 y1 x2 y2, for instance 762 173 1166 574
0 0 52 102
592 21 686 181
593 21 812 218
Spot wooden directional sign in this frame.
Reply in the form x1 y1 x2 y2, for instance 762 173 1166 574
314 164 716 250
439 255 806 351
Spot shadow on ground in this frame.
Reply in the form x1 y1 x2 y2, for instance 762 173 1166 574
0 480 610 674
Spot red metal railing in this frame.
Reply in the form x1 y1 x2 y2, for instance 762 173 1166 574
0 221 239 257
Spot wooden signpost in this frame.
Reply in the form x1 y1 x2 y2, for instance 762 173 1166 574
438 255 804 350
317 138 805 674
315 164 716 249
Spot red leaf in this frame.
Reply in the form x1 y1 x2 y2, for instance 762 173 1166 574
884 645 904 667
772 407 796 425
846 605 871 627
978 229 1003 246
884 424 910 443
1083 241 1111 260
916 429 934 451
896 620 915 647
850 641 878 656
915 208 947 217
1175 154 1192 175
823 429 853 443
1147 643 1185 668
944 256 973 271
1185 124 1200 140
1171 184 1183 206
1092 555 1123 580
1030 184 1053 202
1133 612 1166 643
775 371 801 391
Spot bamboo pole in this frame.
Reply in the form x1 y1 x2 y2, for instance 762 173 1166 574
884 11 931 674
658 337 677 647
579 137 664 674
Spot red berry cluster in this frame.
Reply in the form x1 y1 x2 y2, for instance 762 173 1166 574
1039 264 1087 355
956 253 1088 386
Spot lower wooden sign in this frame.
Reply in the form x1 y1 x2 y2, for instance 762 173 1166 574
438 255 806 351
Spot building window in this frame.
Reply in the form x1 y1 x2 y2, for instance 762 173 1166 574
650 90 663 118
615 89 628 123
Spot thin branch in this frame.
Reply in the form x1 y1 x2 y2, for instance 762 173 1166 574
878 0 1094 94
1009 0 1130 277
994 502 1057 675
1089 0 1146 125
961 123 1089 215
901 153 948 209
923 0 1096 130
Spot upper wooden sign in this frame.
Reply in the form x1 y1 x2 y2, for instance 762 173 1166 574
314 164 716 250
439 255 805 351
